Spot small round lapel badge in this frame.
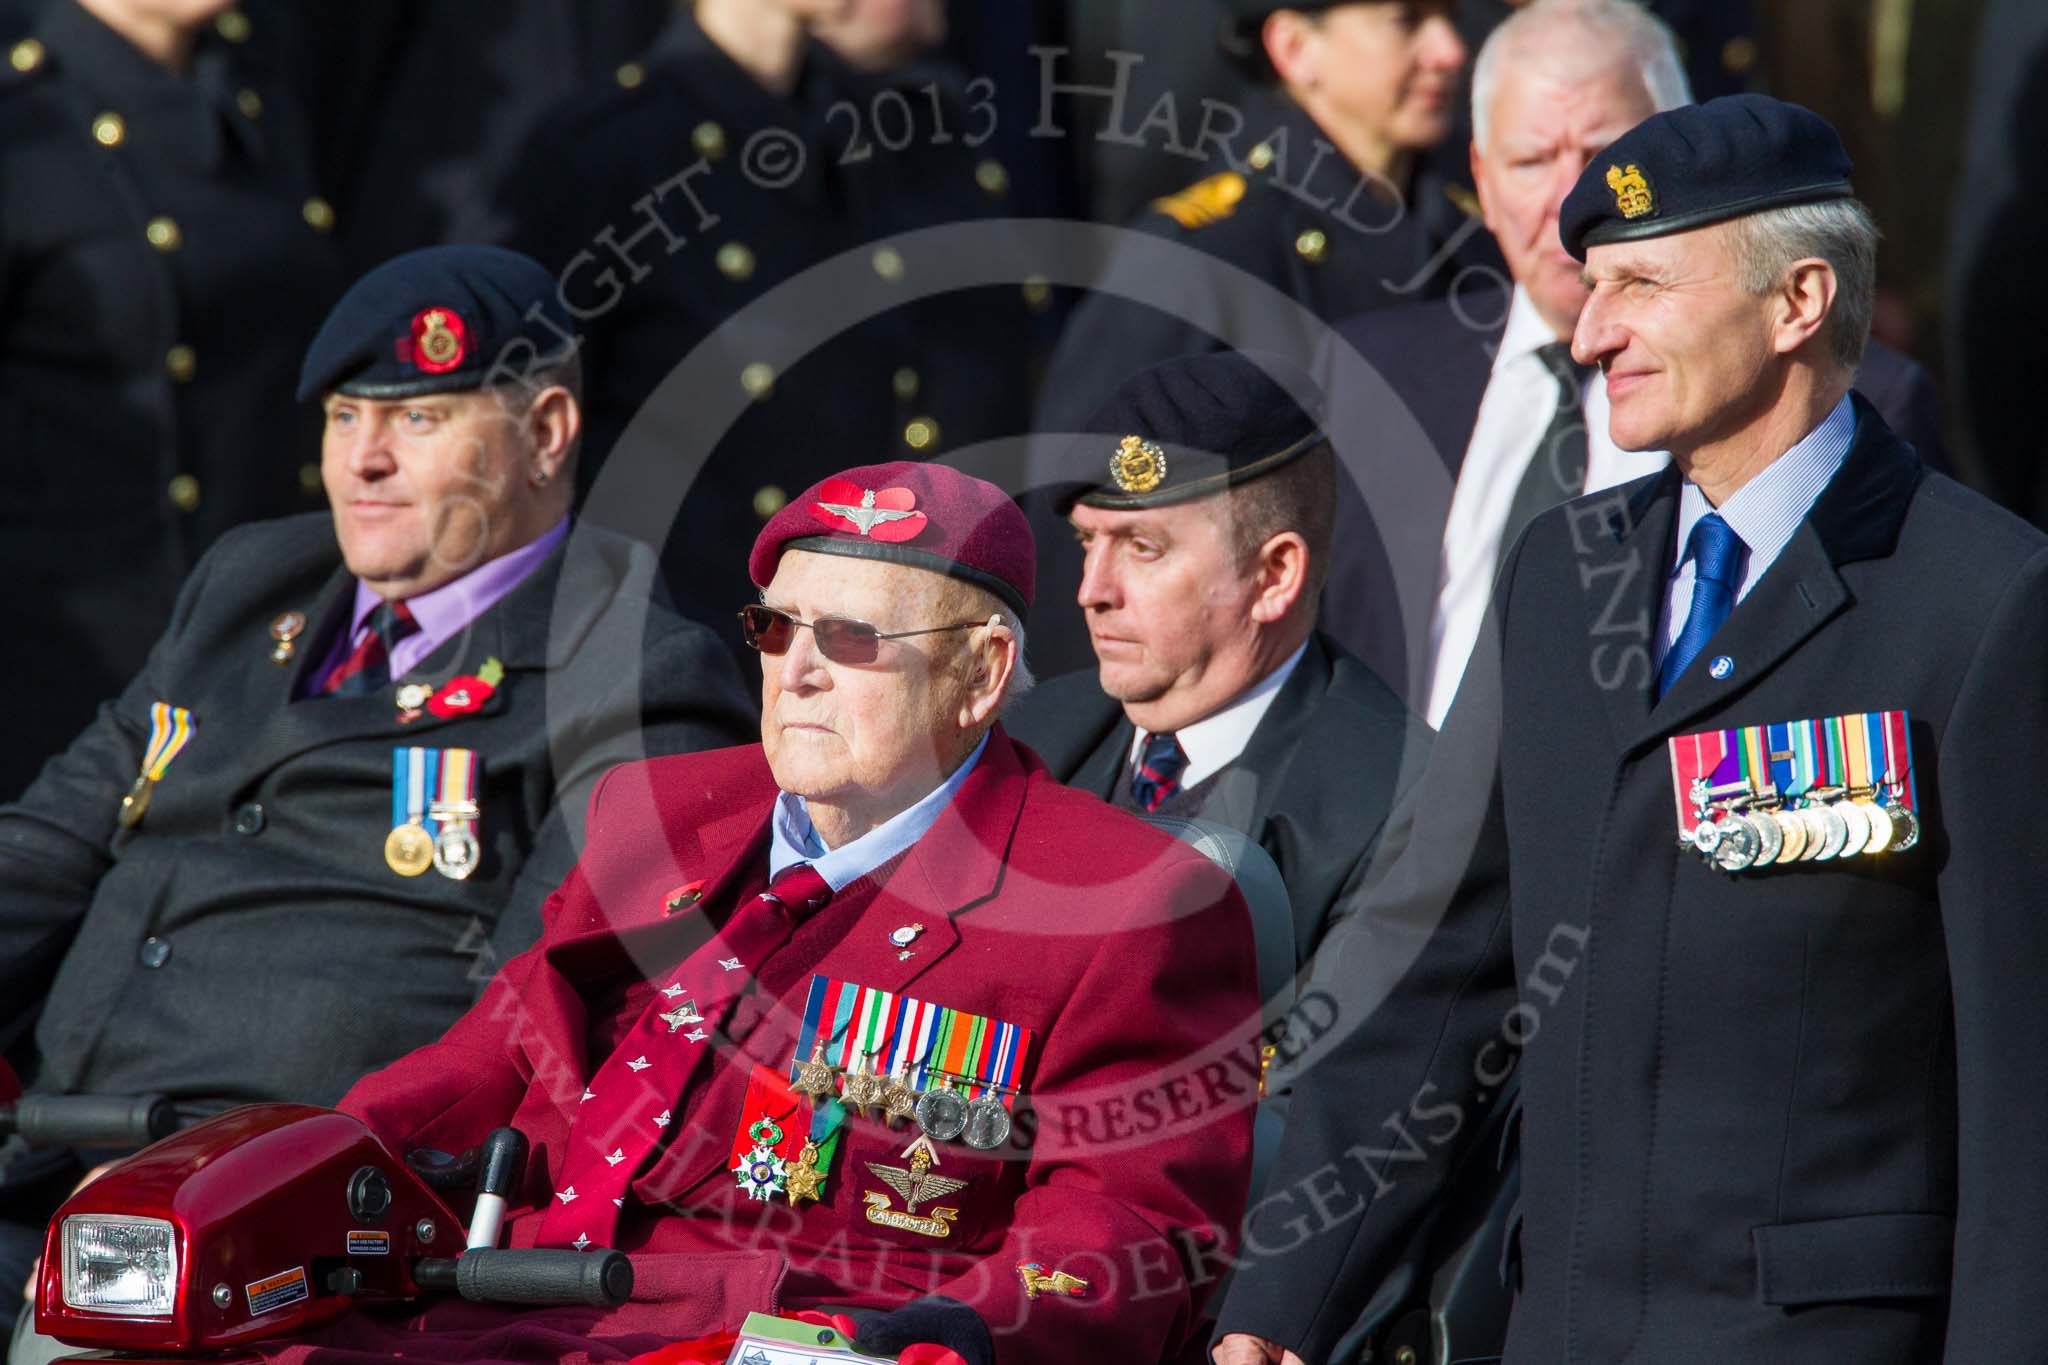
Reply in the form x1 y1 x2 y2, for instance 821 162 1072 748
1709 655 1734 680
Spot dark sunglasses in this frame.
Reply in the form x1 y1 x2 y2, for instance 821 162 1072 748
738 604 986 666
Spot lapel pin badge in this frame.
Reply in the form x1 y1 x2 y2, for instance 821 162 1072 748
268 611 305 664
890 923 926 961
1709 655 1734 680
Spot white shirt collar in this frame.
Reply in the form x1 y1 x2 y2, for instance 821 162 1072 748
1493 284 1564 377
769 731 990 891
1129 639 1310 791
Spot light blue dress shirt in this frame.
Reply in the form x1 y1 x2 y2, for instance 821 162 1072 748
1657 395 1857 664
768 732 990 890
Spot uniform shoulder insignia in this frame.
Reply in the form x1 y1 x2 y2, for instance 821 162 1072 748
1152 172 1247 231
1444 183 1483 220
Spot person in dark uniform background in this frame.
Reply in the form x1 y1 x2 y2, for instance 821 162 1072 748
1028 0 1503 676
0 0 347 799
1010 351 1426 975
485 0 1034 665
0 246 753 1347
1216 95 2048 1365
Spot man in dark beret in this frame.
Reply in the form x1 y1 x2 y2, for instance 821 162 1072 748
1034 0 1504 438
262 461 1261 1365
1215 94 2048 1364
1011 351 1427 980
0 245 752 1341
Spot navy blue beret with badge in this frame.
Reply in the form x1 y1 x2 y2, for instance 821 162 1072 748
1063 350 1327 511
1559 94 1855 262
296 244 573 401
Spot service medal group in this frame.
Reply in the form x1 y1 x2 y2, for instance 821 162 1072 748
1669 709 1921 873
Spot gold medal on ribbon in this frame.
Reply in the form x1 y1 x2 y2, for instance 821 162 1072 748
119 703 195 830
385 821 434 876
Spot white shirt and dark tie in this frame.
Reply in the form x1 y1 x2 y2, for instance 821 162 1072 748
1424 286 1666 725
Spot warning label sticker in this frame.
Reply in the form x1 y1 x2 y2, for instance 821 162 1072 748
346 1230 390 1256
244 1266 310 1317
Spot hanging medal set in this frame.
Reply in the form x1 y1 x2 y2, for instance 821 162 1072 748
385 746 483 880
727 974 1032 1214
1669 709 1921 873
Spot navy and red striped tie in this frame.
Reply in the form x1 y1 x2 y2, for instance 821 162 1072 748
320 600 418 697
1131 731 1188 812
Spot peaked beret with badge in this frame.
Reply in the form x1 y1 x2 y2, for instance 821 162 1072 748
1060 350 1328 512
1560 94 1856 262
296 244 574 401
750 461 1036 621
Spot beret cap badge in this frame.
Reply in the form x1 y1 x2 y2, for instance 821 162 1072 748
1110 435 1168 494
809 480 928 542
411 307 467 373
1606 163 1655 221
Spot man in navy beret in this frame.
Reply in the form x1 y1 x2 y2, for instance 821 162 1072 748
1216 94 2048 1364
0 245 753 1344
1010 350 1428 981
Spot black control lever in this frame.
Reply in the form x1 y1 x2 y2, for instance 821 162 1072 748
0 1094 178 1148
413 1249 632 1307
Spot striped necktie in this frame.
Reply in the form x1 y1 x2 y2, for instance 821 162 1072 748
320 600 418 697
1130 731 1189 812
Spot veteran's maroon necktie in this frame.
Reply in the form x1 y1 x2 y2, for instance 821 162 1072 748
319 600 418 697
534 861 833 1250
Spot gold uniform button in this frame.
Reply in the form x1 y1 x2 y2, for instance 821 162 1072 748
236 87 262 119
904 417 939 451
615 61 644 89
298 463 322 495
892 367 920 402
167 473 201 512
752 485 788 520
9 38 44 73
715 242 756 281
1295 228 1329 264
740 362 776 401
1247 142 1275 171
302 196 335 231
214 9 250 42
145 216 182 252
974 159 1009 196
165 344 197 382
92 112 125 147
1021 275 1052 312
1723 36 1758 74
692 121 727 159
871 246 905 282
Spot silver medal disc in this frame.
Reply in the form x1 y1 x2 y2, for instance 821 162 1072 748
1813 805 1849 861
914 1087 968 1142
1884 802 1921 852
1689 818 1725 857
1831 800 1870 860
434 826 481 880
1748 810 1784 865
961 1094 1012 1150
1711 818 1760 872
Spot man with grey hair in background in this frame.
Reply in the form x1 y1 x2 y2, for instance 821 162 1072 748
1313 0 1944 719
1215 89 2048 1365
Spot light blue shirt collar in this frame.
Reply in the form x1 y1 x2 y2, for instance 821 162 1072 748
768 732 990 890
1660 394 1856 654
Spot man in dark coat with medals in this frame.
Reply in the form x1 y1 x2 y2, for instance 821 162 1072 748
1010 351 1428 977
1213 96 2048 1365
237 461 1263 1365
0 0 348 798
0 246 752 1339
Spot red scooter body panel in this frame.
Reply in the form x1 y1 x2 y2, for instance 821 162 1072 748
36 1104 462 1355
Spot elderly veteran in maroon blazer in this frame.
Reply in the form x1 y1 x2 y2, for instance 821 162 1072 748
305 462 1260 1365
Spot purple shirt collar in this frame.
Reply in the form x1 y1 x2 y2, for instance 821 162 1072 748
342 517 571 681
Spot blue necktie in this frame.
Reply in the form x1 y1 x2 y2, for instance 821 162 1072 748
1130 732 1189 812
1657 512 1744 698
